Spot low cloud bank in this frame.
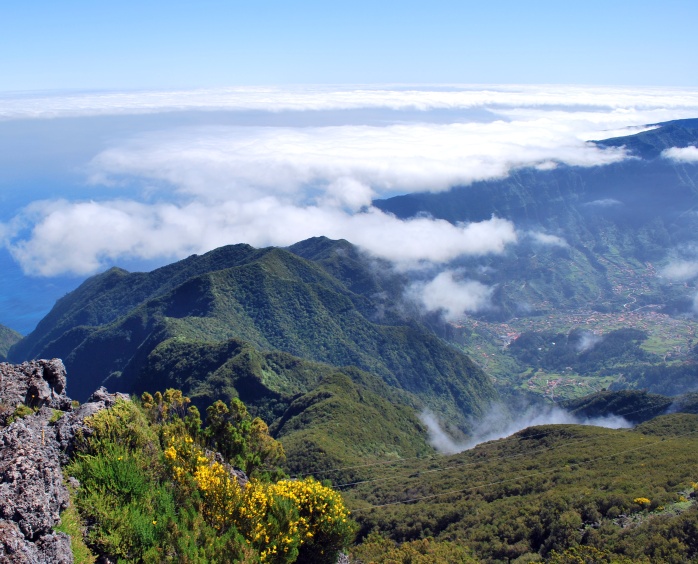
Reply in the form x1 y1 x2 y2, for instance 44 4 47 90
525 230 568 247
575 330 603 353
662 146 698 163
87 121 628 199
3 84 698 121
407 271 495 321
421 404 632 454
661 260 698 282
4 200 517 276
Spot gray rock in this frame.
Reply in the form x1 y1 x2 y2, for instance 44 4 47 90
208 449 249 488
0 359 71 413
0 520 41 563
0 407 72 562
0 522 72 563
36 532 73 563
0 410 68 539
0 359 84 563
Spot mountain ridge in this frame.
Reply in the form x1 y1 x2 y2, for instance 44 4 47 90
8 240 497 430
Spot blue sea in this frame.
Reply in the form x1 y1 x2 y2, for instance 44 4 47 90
0 249 83 335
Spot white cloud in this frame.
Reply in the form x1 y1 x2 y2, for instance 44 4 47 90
584 198 621 207
2 84 698 121
421 403 632 454
662 146 698 163
4 199 516 276
87 121 628 201
3 84 698 278
526 231 568 247
575 331 603 353
408 271 495 321
661 260 698 281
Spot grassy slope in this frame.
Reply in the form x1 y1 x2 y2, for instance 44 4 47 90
98 335 434 474
271 371 433 482
345 413 698 562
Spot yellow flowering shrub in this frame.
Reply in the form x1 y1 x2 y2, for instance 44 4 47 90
164 431 353 563
633 497 651 508
155 390 353 563
238 478 354 563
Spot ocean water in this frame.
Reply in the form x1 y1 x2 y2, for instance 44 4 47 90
0 249 83 335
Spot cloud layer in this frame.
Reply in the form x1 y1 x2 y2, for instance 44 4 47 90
88 121 628 200
3 84 698 120
2 84 698 277
408 271 495 321
7 199 517 276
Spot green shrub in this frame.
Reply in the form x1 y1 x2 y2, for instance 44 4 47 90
66 390 353 563
8 403 35 423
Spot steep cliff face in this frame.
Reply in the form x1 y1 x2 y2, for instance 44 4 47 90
0 326 21 363
0 360 73 562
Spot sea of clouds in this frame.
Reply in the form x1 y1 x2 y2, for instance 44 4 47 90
2 84 698 321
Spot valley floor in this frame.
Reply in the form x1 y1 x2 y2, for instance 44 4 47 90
457 307 698 401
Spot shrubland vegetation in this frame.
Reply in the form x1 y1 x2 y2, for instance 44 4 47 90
342 414 698 562
47 390 698 563
63 390 355 563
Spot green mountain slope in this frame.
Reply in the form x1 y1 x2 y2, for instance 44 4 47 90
0 324 22 361
10 243 266 361
121 336 434 474
271 371 432 481
9 240 497 428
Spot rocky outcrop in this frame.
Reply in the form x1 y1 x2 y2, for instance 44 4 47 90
0 521 71 564
55 387 129 463
0 360 250 563
0 359 72 414
0 364 146 563
0 406 72 563
0 359 77 563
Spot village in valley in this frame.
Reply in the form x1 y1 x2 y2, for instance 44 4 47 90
455 259 698 401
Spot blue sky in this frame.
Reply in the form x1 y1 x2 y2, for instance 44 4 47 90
2 0 697 90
